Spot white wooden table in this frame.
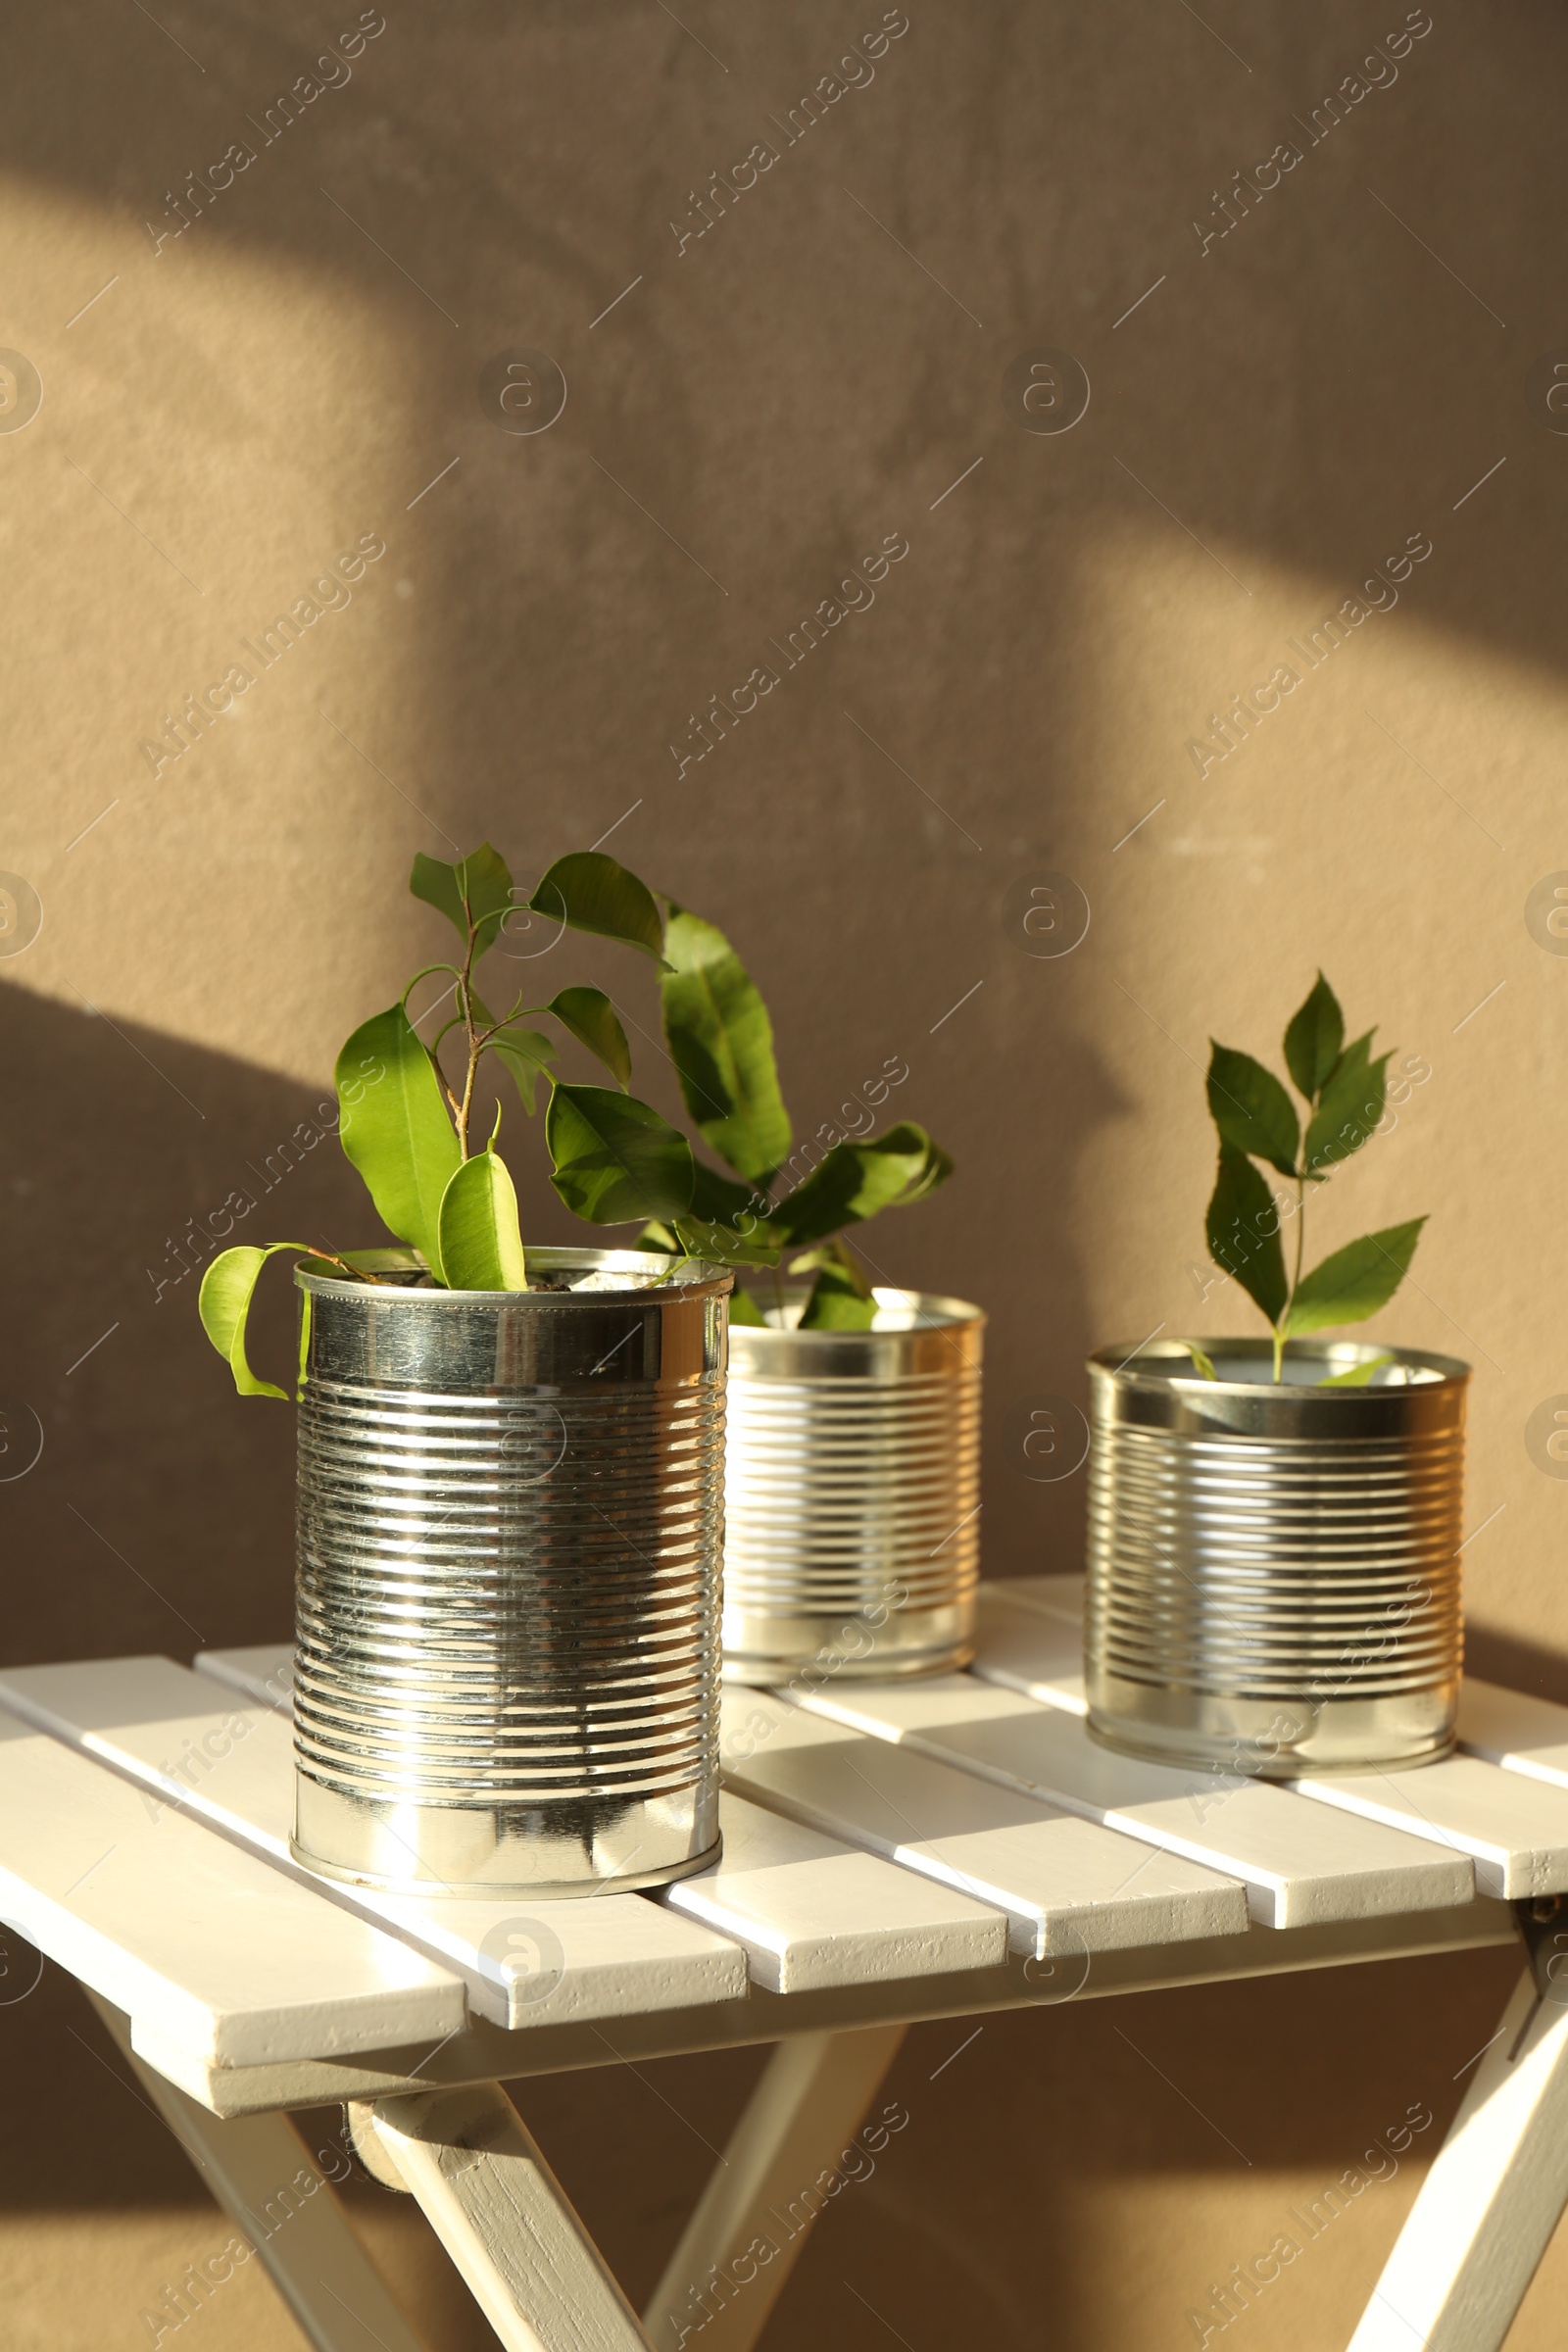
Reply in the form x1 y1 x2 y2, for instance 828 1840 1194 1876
4 1576 1568 2351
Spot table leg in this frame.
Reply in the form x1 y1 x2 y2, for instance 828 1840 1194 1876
642 2023 908 2352
368 2082 656 2351
1348 1960 1568 2349
85 1993 428 2352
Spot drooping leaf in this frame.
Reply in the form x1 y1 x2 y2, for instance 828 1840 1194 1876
770 1123 953 1249
1285 1218 1426 1336
437 1149 527 1291
482 1023 558 1114
1205 1145 1288 1326
548 986 631 1088
691 1158 764 1225
1178 1341 1219 1381
729 1287 767 1326
660 908 792 1183
410 844 515 954
635 1219 681 1255
1283 972 1345 1101
528 853 664 960
1302 1032 1391 1175
199 1244 312 1399
1319 1352 1396 1387
1206 1044 1300 1178
799 1261 879 1330
547 1083 696 1225
335 1005 461 1279
667 1214 783 1267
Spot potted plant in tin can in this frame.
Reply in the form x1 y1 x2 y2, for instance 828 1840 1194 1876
558 895 984 1686
1085 972 1467 1778
198 846 731 1901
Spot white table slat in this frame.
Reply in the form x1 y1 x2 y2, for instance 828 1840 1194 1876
1458 1678 1568 1790
972 1588 1088 1713
796 1677 1475 1927
1290 1754 1568 1899
720 1690 1250 1956
0 1700 465 2067
665 1791 1007 1991
0 1656 746 2032
986 1576 1086 1623
195 1642 293 1707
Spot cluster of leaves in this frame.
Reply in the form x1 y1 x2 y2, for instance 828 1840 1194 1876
199 845 954 1393
637 906 951 1328
1202 972 1425 1384
200 845 687 1394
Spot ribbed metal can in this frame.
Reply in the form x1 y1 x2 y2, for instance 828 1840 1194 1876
721 1287 984 1685
1085 1338 1468 1776
290 1249 729 1897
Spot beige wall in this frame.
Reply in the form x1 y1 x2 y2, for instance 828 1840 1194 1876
3 1 1567 2343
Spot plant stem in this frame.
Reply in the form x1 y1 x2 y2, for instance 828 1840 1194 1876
454 907 481 1159
1273 1169 1307 1384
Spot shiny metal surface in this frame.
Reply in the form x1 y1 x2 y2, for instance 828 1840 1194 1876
291 1249 728 1896
1085 1337 1468 1775
722 1288 984 1685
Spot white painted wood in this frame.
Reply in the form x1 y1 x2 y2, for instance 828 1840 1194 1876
0 1699 463 2069
1347 1966 1568 2350
793 1679 1474 1928
981 1576 1085 1623
1457 1678 1568 1790
0 1655 747 2034
720 1690 1250 1955
971 1589 1088 1713
196 1642 295 1707
88 1993 429 2351
643 2025 907 2352
369 2083 654 2351
662 1792 1005 1991
1290 1754 1568 1900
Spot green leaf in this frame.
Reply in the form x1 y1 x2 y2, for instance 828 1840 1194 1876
660 908 792 1183
198 1244 310 1399
1283 973 1345 1101
1205 1145 1288 1326
547 1083 696 1225
1206 1044 1300 1178
770 1122 953 1248
1302 1032 1391 1175
691 1158 763 1225
729 1287 767 1326
667 1214 783 1267
1319 1352 1396 1387
483 1024 558 1114
799 1262 879 1330
1286 1218 1426 1336
410 844 515 954
529 853 664 960
635 1219 680 1255
1178 1341 1219 1381
335 1005 461 1279
548 987 631 1088
437 1150 527 1290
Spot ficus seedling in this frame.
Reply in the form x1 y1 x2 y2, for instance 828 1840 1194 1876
632 903 953 1330
198 844 704 1396
1202 971 1425 1384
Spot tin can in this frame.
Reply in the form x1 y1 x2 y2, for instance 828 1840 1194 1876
721 1288 984 1685
1085 1338 1468 1776
291 1249 729 1896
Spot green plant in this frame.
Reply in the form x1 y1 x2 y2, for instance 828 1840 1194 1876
199 844 700 1396
1202 971 1425 1383
629 904 952 1330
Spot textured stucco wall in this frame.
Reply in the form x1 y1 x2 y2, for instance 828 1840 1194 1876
3 2 1567 2344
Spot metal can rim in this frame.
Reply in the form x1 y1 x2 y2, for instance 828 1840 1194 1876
296 1244 733 1307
